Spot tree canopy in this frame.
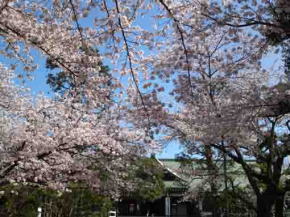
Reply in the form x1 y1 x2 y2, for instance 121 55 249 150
0 0 290 216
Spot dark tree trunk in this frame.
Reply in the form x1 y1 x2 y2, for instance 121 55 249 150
257 194 275 217
203 146 219 216
275 192 285 217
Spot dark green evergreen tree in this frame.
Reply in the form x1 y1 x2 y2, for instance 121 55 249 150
46 47 110 94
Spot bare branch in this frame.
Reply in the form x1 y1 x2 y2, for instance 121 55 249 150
202 12 281 29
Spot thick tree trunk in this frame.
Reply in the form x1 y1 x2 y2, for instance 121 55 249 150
275 192 285 217
257 195 275 217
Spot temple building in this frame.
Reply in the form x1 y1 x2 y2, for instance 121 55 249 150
117 158 256 217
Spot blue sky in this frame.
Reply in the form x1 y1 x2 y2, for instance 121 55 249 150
0 43 182 159
0 2 284 159
157 142 183 158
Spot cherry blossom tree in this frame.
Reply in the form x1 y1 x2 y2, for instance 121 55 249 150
135 1 290 217
0 0 289 216
0 0 159 196
0 63 158 194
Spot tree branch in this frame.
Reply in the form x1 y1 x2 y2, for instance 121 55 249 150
113 0 150 127
69 0 86 49
0 22 79 77
210 143 262 196
158 0 195 99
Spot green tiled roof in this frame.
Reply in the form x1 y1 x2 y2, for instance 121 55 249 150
157 158 251 192
163 181 186 189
